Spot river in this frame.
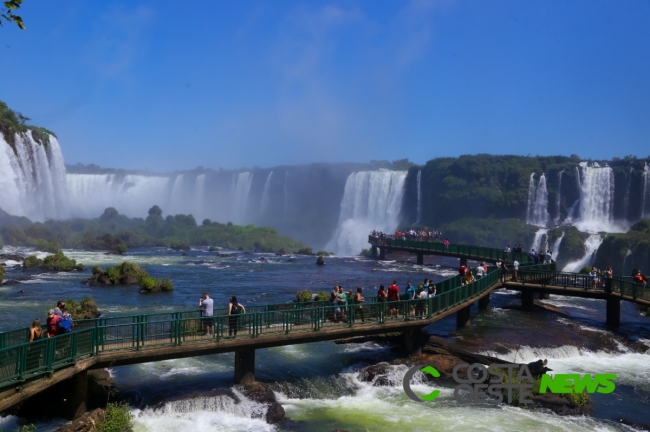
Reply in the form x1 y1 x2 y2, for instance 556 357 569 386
0 247 648 431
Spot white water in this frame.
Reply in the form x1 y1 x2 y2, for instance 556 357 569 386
562 234 603 272
195 174 206 221
326 170 406 256
531 228 548 253
526 173 549 227
0 132 69 221
575 162 621 232
551 231 564 261
416 169 422 224
230 172 254 224
554 170 563 225
169 174 185 214
260 172 273 214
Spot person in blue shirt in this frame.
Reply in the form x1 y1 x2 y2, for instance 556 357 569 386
405 281 416 317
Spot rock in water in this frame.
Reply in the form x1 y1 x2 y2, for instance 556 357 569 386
316 256 325 265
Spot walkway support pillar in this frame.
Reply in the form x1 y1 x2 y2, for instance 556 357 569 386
417 253 424 265
379 247 386 260
478 293 490 310
371 246 378 258
402 327 424 356
234 348 256 384
538 293 550 300
460 257 468 268
456 305 471 328
522 290 535 311
606 297 620 327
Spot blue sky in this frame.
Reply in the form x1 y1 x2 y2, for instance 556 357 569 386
1 0 649 171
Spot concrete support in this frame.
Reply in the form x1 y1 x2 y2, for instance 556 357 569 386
538 293 550 300
478 293 490 310
522 290 535 311
456 305 471 328
371 245 378 258
402 327 424 356
460 257 468 268
417 252 424 265
379 247 386 260
234 348 256 384
61 370 88 420
606 297 620 327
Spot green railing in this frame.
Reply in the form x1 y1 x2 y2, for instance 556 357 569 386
368 236 533 264
517 268 650 301
0 267 508 391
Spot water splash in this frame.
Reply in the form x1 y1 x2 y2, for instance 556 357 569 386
526 173 549 227
575 162 618 232
554 170 564 225
326 170 406 256
231 172 254 224
531 228 548 253
551 231 564 261
562 234 603 272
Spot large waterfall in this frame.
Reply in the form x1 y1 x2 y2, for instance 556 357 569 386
526 173 549 227
562 234 603 272
554 170 563 225
325 170 407 256
230 172 254 225
643 163 649 219
575 162 618 232
0 131 68 221
260 172 273 214
416 170 422 224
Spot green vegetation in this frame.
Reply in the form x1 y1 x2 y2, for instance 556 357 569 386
0 101 55 150
88 262 173 293
558 226 590 264
65 296 101 320
434 218 538 250
34 239 61 254
0 205 308 254
295 290 328 302
22 252 83 272
0 264 4 284
594 219 650 275
0 1 26 30
97 402 134 432
0 425 36 432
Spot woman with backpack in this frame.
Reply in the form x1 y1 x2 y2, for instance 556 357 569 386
228 296 245 337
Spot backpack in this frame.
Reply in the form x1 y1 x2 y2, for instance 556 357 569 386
58 315 73 333
231 304 242 314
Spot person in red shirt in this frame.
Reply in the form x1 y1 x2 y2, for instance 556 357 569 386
46 309 60 337
387 280 400 318
458 265 466 285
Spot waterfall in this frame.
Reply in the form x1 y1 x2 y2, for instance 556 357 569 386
416 170 422 224
562 234 603 273
526 173 549 227
231 172 253 224
575 162 617 232
260 172 274 214
622 247 632 275
531 228 548 253
554 170 564 225
325 170 407 256
0 131 68 221
169 175 185 214
195 174 206 220
623 167 633 221
643 163 649 219
551 232 564 261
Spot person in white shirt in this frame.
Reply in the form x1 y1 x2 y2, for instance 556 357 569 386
512 260 519 282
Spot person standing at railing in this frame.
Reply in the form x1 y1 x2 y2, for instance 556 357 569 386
46 309 60 337
228 296 245 337
475 264 485 280
444 239 449 249
512 260 519 282
29 319 43 342
501 262 508 283
337 287 348 322
387 280 400 318
603 267 613 293
199 293 214 336
353 287 365 323
589 267 599 290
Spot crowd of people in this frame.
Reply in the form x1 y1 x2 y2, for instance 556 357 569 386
369 230 450 248
29 300 75 342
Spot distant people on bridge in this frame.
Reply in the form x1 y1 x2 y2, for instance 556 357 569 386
444 239 449 249
464 268 474 285
459 263 467 285
504 245 511 255
228 296 245 336
501 261 508 283
512 259 519 282
199 292 214 336
632 269 647 287
476 263 485 279
29 319 43 342
603 267 613 293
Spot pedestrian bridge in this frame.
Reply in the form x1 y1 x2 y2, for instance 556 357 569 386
0 250 648 418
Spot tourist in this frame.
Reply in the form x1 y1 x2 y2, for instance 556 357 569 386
501 261 508 283
387 280 400 318
428 284 437 297
444 239 450 249
512 259 519 282
353 287 365 322
589 267 598 290
377 285 387 303
199 292 214 336
228 296 245 336
476 263 485 279
54 301 65 317
406 281 416 316
545 250 552 264
330 286 340 321
337 287 348 322
603 267 613 293
29 319 43 342
46 309 60 337
416 286 428 317
458 263 467 285
58 308 73 333
464 268 474 285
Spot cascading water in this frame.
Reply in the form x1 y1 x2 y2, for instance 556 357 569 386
260 172 273 214
325 170 407 256
624 167 633 221
576 162 617 232
526 173 549 227
416 170 422 224
194 174 206 221
0 132 69 221
169 174 185 214
551 232 564 261
554 170 564 225
562 234 603 272
230 172 253 225
531 229 548 253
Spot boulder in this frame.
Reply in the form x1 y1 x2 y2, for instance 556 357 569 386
87 370 115 409
54 408 105 432
239 382 286 424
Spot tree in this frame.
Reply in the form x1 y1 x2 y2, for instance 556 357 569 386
1 0 25 29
